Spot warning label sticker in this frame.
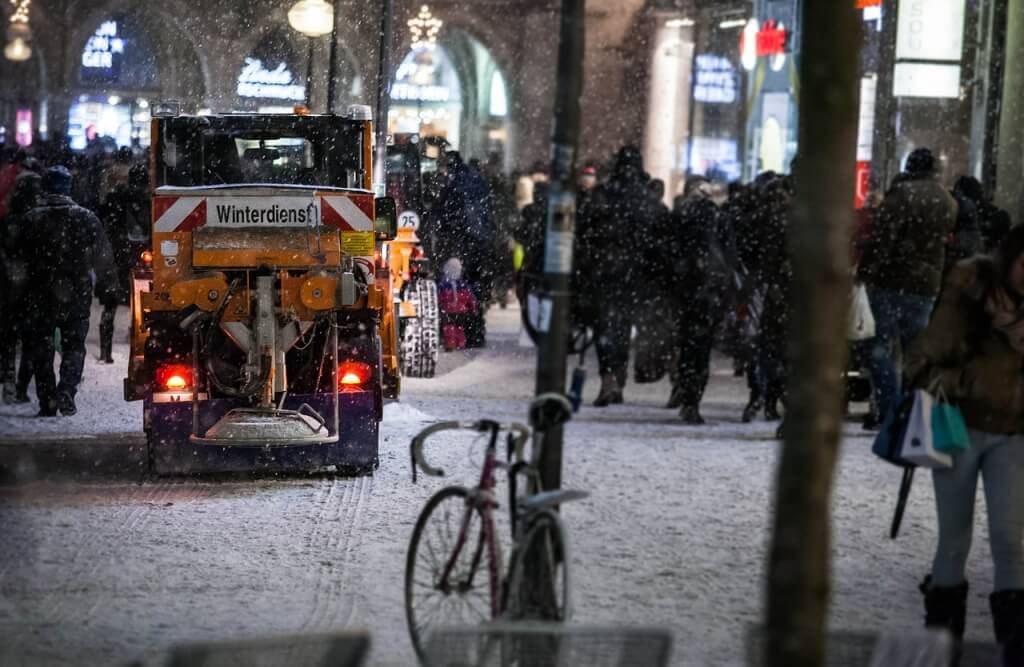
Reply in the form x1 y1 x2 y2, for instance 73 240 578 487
341 231 375 257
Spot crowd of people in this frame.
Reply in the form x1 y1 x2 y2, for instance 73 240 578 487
0 144 149 416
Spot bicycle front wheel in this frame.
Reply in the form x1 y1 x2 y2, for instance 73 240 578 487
405 486 493 659
502 510 571 622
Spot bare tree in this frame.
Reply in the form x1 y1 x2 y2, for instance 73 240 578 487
765 1 862 666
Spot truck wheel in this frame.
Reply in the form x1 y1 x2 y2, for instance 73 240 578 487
401 279 440 378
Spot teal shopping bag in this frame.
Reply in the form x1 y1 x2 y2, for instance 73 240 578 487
932 402 970 453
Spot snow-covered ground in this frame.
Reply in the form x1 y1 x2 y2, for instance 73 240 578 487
0 302 1000 666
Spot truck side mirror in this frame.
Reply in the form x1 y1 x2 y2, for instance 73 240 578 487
375 197 398 240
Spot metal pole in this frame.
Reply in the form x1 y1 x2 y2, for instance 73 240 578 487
326 4 340 114
305 36 315 109
533 0 584 496
373 0 394 188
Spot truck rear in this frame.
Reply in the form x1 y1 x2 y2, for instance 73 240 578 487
126 110 399 475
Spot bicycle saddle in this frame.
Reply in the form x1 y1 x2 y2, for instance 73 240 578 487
518 489 589 513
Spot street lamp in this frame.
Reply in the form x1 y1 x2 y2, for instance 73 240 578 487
5 0 32 62
288 0 334 108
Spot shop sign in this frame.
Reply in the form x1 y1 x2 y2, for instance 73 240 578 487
237 58 305 101
693 55 737 105
739 19 789 71
896 0 965 62
15 109 32 147
856 0 881 7
390 82 450 103
893 62 961 98
81 21 124 82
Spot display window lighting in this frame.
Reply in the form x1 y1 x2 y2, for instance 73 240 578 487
719 18 748 30
665 18 695 28
9 0 30 24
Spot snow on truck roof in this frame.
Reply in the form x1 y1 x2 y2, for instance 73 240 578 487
155 184 374 195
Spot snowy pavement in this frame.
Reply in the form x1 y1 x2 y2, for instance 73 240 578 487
0 302 1002 666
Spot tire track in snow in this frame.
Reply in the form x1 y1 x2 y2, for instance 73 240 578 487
45 480 212 627
298 475 372 632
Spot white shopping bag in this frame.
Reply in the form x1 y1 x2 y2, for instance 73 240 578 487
848 283 876 341
898 390 952 468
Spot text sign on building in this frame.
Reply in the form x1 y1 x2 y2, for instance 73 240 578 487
693 55 738 105
895 0 966 62
237 58 306 101
81 20 124 82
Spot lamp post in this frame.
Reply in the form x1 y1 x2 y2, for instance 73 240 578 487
5 0 32 62
288 0 334 109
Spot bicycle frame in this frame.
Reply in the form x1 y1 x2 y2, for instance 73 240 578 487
435 423 504 619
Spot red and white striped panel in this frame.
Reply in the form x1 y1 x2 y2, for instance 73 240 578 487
321 195 374 232
153 197 207 233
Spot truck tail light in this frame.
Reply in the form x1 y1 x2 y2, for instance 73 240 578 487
338 362 372 389
156 364 192 391
141 250 153 266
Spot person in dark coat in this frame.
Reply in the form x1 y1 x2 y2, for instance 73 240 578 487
632 178 675 386
577 146 660 406
98 163 150 363
945 183 984 275
954 175 1012 253
858 147 958 424
1 162 43 403
743 173 793 424
659 176 731 423
435 152 496 347
21 166 117 416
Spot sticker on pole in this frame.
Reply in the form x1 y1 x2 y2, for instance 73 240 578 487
543 191 576 275
527 293 553 333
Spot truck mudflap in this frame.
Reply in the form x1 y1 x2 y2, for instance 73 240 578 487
146 392 378 475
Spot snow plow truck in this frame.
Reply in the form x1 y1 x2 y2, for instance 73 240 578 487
125 108 399 475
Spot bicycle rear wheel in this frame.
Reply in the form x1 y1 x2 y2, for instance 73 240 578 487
405 486 493 659
502 511 571 621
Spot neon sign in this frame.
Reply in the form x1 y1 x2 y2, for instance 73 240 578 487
236 58 306 101
82 21 124 70
693 54 737 104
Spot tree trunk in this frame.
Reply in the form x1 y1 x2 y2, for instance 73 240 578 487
765 2 862 666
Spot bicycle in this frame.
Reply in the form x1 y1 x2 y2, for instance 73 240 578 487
404 394 587 661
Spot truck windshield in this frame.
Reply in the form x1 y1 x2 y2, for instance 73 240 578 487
155 116 366 190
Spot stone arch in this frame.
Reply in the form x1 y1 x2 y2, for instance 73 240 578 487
390 13 521 169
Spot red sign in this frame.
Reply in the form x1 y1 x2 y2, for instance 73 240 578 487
855 161 871 209
856 0 881 7
755 20 788 57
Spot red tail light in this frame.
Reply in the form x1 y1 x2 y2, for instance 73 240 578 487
338 362 372 389
156 364 192 391
141 250 153 265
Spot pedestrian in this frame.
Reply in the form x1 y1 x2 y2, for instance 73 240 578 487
98 163 150 363
435 151 496 347
904 224 1024 666
745 173 793 424
946 179 984 274
633 178 674 386
858 147 957 425
953 175 1012 253
657 176 733 423
0 160 43 403
576 146 660 406
20 166 117 416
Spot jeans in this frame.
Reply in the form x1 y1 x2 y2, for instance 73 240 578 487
931 430 1024 591
865 287 935 421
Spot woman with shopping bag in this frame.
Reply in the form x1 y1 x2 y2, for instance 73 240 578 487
903 225 1024 666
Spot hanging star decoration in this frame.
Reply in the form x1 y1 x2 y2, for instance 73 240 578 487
408 4 442 49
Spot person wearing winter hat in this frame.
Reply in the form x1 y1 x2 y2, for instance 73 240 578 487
858 147 958 427
20 166 117 416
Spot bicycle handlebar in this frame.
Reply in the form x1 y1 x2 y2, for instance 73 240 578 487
410 420 530 483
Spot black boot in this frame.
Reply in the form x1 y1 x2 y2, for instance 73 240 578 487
764 399 781 421
990 589 1024 666
665 386 684 410
56 391 77 417
679 404 705 425
99 339 114 364
920 575 968 665
593 373 622 408
742 396 763 423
